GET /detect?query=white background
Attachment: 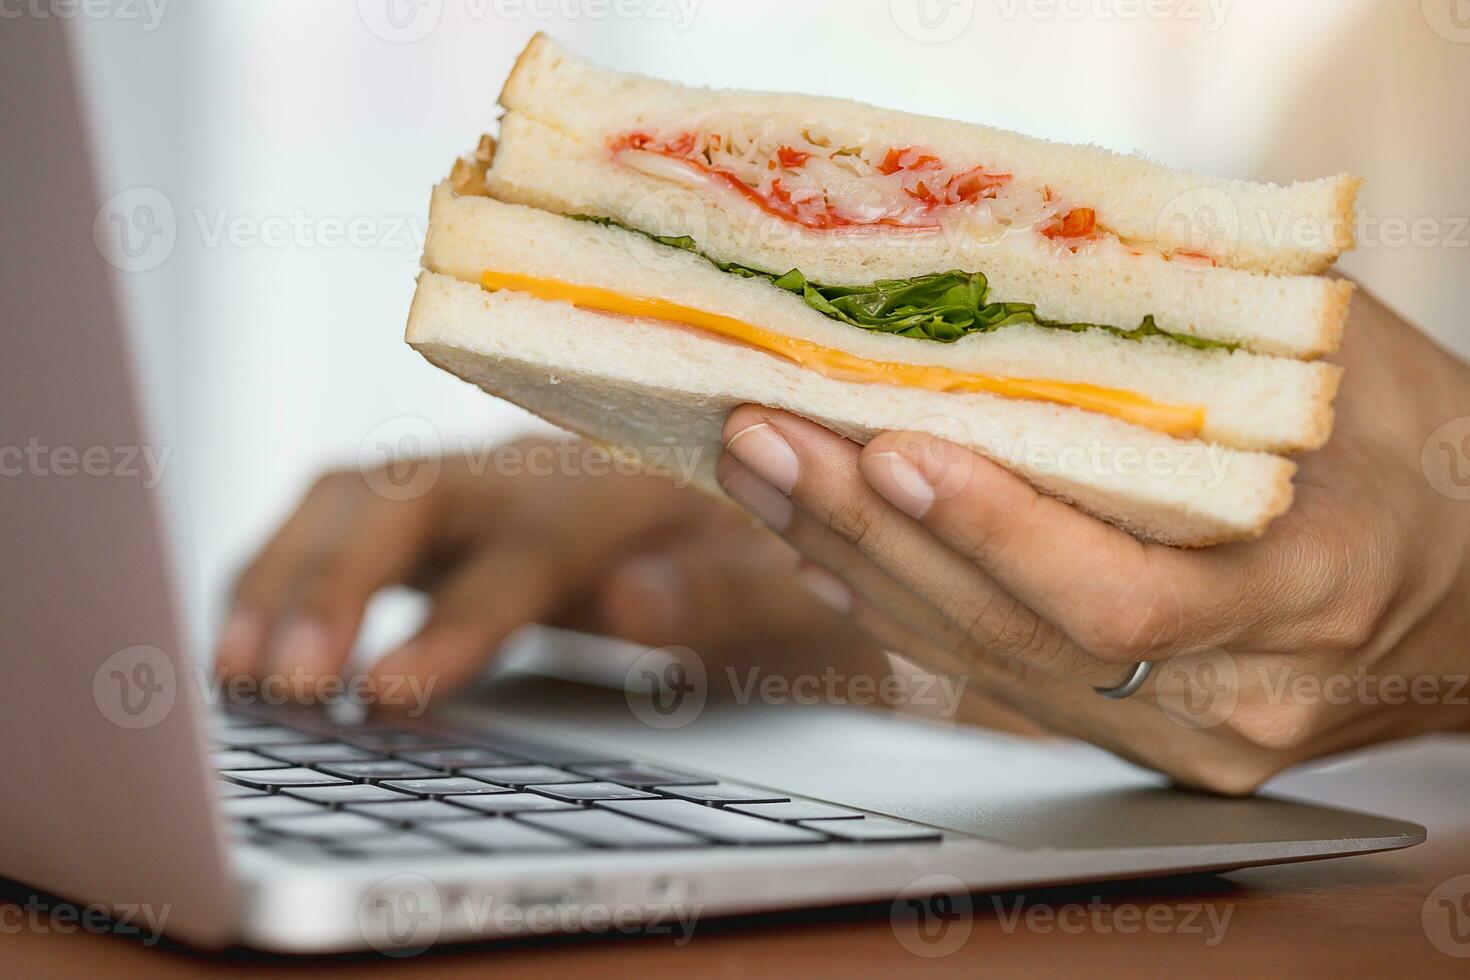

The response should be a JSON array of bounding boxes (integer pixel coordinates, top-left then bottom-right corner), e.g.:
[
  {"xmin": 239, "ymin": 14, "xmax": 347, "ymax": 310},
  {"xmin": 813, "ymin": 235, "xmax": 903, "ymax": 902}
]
[{"xmin": 68, "ymin": 0, "xmax": 1470, "ymax": 648}]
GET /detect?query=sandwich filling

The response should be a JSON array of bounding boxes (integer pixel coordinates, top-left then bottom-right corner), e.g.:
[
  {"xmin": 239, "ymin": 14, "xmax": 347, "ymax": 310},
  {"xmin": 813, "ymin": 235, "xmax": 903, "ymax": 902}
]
[
  {"xmin": 478, "ymin": 269, "xmax": 1206, "ymax": 438},
  {"xmin": 608, "ymin": 127, "xmax": 1219, "ymax": 269}
]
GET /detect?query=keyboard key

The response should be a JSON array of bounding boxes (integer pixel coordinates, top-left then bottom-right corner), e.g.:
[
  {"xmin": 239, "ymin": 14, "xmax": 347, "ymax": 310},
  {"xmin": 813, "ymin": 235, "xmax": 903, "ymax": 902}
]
[
  {"xmin": 525, "ymin": 782, "xmax": 658, "ymax": 802},
  {"xmin": 598, "ymin": 800, "xmax": 830, "ymax": 845},
  {"xmin": 459, "ymin": 765, "xmax": 591, "ymax": 787},
  {"xmin": 283, "ymin": 784, "xmax": 418, "ymax": 806},
  {"xmin": 331, "ymin": 833, "xmax": 461, "ymax": 858},
  {"xmin": 657, "ymin": 783, "xmax": 790, "ymax": 804},
  {"xmin": 215, "ymin": 780, "xmax": 267, "ymax": 799},
  {"xmin": 224, "ymin": 796, "xmax": 326, "ymax": 820},
  {"xmin": 346, "ymin": 800, "xmax": 484, "ymax": 825},
  {"xmin": 211, "ymin": 751, "xmax": 289, "ymax": 772},
  {"xmin": 516, "ymin": 809, "xmax": 705, "ymax": 848},
  {"xmin": 380, "ymin": 777, "xmax": 512, "ymax": 797},
  {"xmin": 397, "ymin": 748, "xmax": 520, "ymax": 770},
  {"xmin": 466, "ymin": 730, "xmax": 622, "ymax": 766},
  {"xmin": 216, "ymin": 726, "xmax": 317, "ymax": 749},
  {"xmin": 262, "ymin": 812, "xmax": 394, "ymax": 840},
  {"xmin": 259, "ymin": 743, "xmax": 381, "ymax": 764},
  {"xmin": 568, "ymin": 764, "xmax": 715, "ymax": 787},
  {"xmin": 341, "ymin": 732, "xmax": 453, "ymax": 751},
  {"xmin": 220, "ymin": 767, "xmax": 350, "ymax": 788},
  {"xmin": 725, "ymin": 801, "xmax": 865, "ymax": 822},
  {"xmin": 803, "ymin": 817, "xmax": 941, "ymax": 843},
  {"xmin": 428, "ymin": 820, "xmax": 580, "ymax": 852},
  {"xmin": 316, "ymin": 760, "xmax": 441, "ymax": 782},
  {"xmin": 446, "ymin": 793, "xmax": 581, "ymax": 815}
]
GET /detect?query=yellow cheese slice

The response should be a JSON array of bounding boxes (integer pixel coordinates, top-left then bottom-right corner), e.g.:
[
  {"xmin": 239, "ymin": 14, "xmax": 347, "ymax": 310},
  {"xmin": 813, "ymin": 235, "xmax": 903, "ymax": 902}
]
[{"xmin": 480, "ymin": 270, "xmax": 1206, "ymax": 438}]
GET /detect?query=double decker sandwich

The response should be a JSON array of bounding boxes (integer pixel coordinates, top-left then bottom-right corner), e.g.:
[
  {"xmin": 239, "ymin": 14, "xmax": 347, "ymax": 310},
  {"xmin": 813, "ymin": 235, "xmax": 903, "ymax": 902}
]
[{"xmin": 408, "ymin": 34, "xmax": 1358, "ymax": 546}]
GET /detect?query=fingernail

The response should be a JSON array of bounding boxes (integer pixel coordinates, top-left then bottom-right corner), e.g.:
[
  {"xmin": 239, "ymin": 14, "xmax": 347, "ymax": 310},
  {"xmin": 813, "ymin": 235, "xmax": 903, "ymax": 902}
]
[
  {"xmin": 859, "ymin": 450, "xmax": 935, "ymax": 520},
  {"xmin": 724, "ymin": 422, "xmax": 799, "ymax": 494},
  {"xmin": 795, "ymin": 563, "xmax": 850, "ymax": 613},
  {"xmin": 719, "ymin": 461, "xmax": 793, "ymax": 531},
  {"xmin": 215, "ymin": 609, "xmax": 264, "ymax": 674},
  {"xmin": 612, "ymin": 556, "xmax": 684, "ymax": 634},
  {"xmin": 272, "ymin": 618, "xmax": 333, "ymax": 676}
]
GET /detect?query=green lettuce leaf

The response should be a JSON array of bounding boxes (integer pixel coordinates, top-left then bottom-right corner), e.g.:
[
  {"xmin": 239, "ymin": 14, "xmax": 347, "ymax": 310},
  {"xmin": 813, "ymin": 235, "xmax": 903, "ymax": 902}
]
[{"xmin": 569, "ymin": 215, "xmax": 1235, "ymax": 351}]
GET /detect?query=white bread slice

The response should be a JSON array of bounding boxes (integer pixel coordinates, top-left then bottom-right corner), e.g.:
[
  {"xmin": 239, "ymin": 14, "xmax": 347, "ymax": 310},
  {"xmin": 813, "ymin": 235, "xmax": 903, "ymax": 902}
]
[
  {"xmin": 407, "ymin": 271, "xmax": 1296, "ymax": 548},
  {"xmin": 498, "ymin": 33, "xmax": 1358, "ymax": 278},
  {"xmin": 423, "ymin": 184, "xmax": 1339, "ymax": 453},
  {"xmin": 488, "ymin": 112, "xmax": 1353, "ymax": 360}
]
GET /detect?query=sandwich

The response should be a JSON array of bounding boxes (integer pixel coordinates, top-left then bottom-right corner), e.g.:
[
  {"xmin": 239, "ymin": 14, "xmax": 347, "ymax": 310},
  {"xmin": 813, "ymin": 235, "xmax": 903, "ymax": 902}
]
[{"xmin": 407, "ymin": 34, "xmax": 1358, "ymax": 546}]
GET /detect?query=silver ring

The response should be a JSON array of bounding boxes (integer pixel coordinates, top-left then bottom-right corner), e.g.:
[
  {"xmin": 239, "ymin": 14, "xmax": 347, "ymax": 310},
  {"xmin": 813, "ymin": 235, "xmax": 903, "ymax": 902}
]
[{"xmin": 1094, "ymin": 661, "xmax": 1154, "ymax": 700}]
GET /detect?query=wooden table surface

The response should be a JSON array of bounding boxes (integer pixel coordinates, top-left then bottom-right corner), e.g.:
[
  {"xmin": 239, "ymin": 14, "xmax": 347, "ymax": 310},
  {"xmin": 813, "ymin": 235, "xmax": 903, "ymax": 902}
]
[{"xmin": 4, "ymin": 735, "xmax": 1468, "ymax": 979}]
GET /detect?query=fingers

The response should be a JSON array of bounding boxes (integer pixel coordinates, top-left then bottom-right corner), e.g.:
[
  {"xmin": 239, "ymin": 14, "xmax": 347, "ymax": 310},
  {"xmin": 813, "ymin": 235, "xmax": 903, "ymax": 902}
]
[
  {"xmin": 367, "ymin": 543, "xmax": 564, "ymax": 702},
  {"xmin": 717, "ymin": 412, "xmax": 1113, "ymax": 679},
  {"xmin": 216, "ymin": 472, "xmax": 436, "ymax": 683},
  {"xmin": 593, "ymin": 523, "xmax": 895, "ymax": 685}
]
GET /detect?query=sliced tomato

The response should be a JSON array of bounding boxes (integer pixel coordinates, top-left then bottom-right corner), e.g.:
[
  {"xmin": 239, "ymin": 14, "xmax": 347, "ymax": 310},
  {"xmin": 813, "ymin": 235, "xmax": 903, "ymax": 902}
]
[
  {"xmin": 1041, "ymin": 207, "xmax": 1098, "ymax": 241},
  {"xmin": 879, "ymin": 146, "xmax": 941, "ymax": 175},
  {"xmin": 776, "ymin": 145, "xmax": 810, "ymax": 169}
]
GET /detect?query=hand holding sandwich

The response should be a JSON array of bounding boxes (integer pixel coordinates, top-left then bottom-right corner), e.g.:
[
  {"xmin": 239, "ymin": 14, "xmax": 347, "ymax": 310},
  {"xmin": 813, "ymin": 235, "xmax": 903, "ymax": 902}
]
[{"xmin": 718, "ymin": 286, "xmax": 1470, "ymax": 794}]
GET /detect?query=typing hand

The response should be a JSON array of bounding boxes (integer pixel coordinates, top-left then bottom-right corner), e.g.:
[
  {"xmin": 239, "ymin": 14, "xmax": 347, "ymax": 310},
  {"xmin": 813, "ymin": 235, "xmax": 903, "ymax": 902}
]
[{"xmin": 214, "ymin": 439, "xmax": 886, "ymax": 707}]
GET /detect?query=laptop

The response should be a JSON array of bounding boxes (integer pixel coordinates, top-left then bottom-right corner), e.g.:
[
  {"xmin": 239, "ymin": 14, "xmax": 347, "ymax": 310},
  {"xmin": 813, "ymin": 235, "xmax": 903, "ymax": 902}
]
[{"xmin": 0, "ymin": 15, "xmax": 1424, "ymax": 954}]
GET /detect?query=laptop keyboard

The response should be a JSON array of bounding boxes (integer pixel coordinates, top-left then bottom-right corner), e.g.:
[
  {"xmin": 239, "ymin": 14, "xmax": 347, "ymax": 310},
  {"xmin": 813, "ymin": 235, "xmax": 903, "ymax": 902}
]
[{"xmin": 210, "ymin": 704, "xmax": 942, "ymax": 860}]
